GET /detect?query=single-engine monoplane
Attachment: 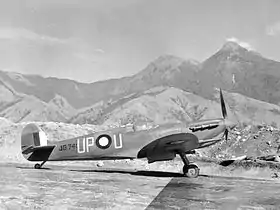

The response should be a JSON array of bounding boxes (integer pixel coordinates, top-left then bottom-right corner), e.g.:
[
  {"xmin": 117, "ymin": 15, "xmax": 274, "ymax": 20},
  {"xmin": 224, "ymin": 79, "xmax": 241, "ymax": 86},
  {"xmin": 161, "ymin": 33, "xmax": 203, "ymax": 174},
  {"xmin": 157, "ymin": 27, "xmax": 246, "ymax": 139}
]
[{"xmin": 21, "ymin": 89, "xmax": 236, "ymax": 178}]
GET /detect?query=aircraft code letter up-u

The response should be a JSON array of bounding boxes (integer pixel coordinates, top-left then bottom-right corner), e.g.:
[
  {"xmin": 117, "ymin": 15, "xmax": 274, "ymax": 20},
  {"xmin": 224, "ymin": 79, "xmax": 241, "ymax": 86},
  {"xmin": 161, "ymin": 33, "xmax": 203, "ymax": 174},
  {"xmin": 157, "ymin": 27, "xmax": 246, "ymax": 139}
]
[{"xmin": 77, "ymin": 134, "xmax": 123, "ymax": 153}]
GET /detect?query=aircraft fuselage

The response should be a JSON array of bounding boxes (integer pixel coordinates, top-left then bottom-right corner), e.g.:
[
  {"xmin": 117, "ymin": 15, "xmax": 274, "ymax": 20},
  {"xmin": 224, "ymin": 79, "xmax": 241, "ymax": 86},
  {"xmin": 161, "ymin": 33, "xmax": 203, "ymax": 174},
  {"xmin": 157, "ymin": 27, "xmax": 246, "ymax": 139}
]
[{"xmin": 40, "ymin": 117, "xmax": 227, "ymax": 162}]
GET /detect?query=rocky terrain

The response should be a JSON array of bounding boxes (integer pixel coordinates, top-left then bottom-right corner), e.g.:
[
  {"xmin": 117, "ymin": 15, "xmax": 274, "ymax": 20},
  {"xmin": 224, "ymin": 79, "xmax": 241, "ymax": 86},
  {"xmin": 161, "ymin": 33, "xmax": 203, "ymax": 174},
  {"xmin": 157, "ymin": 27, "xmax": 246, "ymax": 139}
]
[{"xmin": 200, "ymin": 124, "xmax": 280, "ymax": 159}]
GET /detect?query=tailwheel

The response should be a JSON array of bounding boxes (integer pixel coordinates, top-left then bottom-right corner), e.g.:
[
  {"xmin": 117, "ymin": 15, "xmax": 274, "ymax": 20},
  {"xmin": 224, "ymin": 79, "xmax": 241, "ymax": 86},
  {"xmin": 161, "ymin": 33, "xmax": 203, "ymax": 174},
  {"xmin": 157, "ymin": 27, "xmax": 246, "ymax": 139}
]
[
  {"xmin": 34, "ymin": 161, "xmax": 46, "ymax": 169},
  {"xmin": 34, "ymin": 163, "xmax": 41, "ymax": 169},
  {"xmin": 183, "ymin": 163, "xmax": 200, "ymax": 178}
]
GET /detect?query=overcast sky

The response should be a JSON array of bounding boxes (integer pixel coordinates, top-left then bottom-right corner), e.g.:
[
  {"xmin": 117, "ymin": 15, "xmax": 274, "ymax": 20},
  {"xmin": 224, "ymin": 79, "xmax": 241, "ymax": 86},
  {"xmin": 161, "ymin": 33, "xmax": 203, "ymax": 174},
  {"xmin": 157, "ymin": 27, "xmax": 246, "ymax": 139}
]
[{"xmin": 0, "ymin": 0, "xmax": 280, "ymax": 83}]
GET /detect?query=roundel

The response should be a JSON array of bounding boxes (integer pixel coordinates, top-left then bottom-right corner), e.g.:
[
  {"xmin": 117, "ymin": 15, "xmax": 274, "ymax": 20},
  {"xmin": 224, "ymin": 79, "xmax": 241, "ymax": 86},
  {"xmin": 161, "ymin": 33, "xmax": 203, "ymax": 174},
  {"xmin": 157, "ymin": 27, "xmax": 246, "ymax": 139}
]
[{"xmin": 96, "ymin": 134, "xmax": 112, "ymax": 149}]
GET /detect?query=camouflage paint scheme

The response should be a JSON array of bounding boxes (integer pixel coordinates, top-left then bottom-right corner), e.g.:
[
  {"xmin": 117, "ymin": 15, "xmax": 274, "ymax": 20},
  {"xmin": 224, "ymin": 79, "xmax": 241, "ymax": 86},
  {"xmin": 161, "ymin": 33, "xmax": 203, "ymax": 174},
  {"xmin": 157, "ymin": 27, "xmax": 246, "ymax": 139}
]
[{"xmin": 20, "ymin": 89, "xmax": 236, "ymax": 177}]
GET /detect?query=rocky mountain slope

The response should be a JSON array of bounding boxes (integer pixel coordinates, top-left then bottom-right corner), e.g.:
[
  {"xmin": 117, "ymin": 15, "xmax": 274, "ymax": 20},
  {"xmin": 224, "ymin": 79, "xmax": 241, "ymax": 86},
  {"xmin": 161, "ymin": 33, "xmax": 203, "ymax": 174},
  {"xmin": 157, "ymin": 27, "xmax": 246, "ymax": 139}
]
[
  {"xmin": 2, "ymin": 41, "xmax": 280, "ymax": 105},
  {"xmin": 0, "ymin": 41, "xmax": 280, "ymax": 125},
  {"xmin": 70, "ymin": 86, "xmax": 280, "ymax": 127},
  {"xmin": 0, "ymin": 81, "xmax": 77, "ymax": 123},
  {"xmin": 70, "ymin": 86, "xmax": 216, "ymax": 126},
  {"xmin": 196, "ymin": 41, "xmax": 280, "ymax": 103}
]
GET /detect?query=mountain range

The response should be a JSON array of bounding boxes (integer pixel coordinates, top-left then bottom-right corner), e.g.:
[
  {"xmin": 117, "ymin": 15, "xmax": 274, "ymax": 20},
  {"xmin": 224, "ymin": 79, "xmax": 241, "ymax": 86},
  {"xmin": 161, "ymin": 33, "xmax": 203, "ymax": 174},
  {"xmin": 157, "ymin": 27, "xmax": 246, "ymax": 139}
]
[{"xmin": 1, "ymin": 41, "xmax": 280, "ymax": 127}]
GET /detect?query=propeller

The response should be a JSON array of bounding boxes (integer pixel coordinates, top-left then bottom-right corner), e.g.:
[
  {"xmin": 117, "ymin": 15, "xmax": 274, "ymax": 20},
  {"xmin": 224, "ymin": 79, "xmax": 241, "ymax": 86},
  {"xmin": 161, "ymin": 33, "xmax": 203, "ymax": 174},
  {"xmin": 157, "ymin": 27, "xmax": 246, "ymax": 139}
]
[
  {"xmin": 219, "ymin": 88, "xmax": 229, "ymax": 141},
  {"xmin": 220, "ymin": 88, "xmax": 227, "ymax": 119},
  {"xmin": 224, "ymin": 127, "xmax": 229, "ymax": 141}
]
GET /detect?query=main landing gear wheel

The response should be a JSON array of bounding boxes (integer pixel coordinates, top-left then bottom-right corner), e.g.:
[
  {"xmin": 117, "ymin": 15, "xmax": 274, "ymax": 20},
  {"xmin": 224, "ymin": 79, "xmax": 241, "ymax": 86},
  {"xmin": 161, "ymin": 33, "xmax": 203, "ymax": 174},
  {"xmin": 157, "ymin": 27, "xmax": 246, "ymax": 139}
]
[
  {"xmin": 178, "ymin": 152, "xmax": 200, "ymax": 178},
  {"xmin": 183, "ymin": 164, "xmax": 200, "ymax": 178}
]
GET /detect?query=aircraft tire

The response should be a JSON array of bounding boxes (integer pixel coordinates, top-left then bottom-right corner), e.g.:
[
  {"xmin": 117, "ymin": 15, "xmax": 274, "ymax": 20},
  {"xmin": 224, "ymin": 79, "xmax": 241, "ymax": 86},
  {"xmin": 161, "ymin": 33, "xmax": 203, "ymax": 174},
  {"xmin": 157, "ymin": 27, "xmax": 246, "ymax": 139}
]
[
  {"xmin": 34, "ymin": 163, "xmax": 41, "ymax": 169},
  {"xmin": 183, "ymin": 163, "xmax": 199, "ymax": 178}
]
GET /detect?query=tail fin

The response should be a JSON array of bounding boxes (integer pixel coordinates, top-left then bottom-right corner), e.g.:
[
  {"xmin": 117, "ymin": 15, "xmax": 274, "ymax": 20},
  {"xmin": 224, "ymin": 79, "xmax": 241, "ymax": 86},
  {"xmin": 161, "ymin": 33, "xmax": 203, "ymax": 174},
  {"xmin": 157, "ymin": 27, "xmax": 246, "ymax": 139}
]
[{"xmin": 21, "ymin": 123, "xmax": 55, "ymax": 161}]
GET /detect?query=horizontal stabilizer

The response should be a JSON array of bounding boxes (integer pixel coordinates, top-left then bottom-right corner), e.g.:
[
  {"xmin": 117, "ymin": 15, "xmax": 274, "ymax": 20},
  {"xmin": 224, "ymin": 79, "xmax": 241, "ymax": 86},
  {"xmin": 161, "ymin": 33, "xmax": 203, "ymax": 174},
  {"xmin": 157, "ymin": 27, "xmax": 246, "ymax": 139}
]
[
  {"xmin": 25, "ymin": 145, "xmax": 56, "ymax": 161},
  {"xmin": 22, "ymin": 145, "xmax": 56, "ymax": 155}
]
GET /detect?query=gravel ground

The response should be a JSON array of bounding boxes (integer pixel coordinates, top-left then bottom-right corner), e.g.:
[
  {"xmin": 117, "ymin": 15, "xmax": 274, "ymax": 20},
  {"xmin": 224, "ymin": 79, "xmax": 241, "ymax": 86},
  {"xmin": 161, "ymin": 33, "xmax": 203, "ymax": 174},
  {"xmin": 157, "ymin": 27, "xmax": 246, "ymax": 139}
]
[{"xmin": 0, "ymin": 160, "xmax": 280, "ymax": 210}]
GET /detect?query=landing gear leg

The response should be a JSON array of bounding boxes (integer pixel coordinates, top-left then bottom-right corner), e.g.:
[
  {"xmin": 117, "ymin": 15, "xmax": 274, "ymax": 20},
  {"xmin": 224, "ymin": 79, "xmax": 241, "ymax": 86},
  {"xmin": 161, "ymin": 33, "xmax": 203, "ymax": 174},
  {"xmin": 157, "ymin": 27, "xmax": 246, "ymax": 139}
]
[
  {"xmin": 178, "ymin": 153, "xmax": 200, "ymax": 178},
  {"xmin": 34, "ymin": 161, "xmax": 46, "ymax": 169}
]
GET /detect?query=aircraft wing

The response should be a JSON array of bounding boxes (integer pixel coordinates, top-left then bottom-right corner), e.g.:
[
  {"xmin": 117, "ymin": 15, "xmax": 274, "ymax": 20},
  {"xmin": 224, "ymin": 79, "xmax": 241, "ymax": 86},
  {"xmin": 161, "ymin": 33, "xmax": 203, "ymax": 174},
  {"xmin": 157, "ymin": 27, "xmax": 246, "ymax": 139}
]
[
  {"xmin": 163, "ymin": 133, "xmax": 199, "ymax": 151},
  {"xmin": 137, "ymin": 133, "xmax": 199, "ymax": 163}
]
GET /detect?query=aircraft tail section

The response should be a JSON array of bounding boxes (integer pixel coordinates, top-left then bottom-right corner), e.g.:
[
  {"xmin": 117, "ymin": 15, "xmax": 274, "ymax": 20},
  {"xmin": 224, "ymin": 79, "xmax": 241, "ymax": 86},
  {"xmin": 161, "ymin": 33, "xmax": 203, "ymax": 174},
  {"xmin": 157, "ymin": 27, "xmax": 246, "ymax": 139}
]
[{"xmin": 21, "ymin": 123, "xmax": 55, "ymax": 161}]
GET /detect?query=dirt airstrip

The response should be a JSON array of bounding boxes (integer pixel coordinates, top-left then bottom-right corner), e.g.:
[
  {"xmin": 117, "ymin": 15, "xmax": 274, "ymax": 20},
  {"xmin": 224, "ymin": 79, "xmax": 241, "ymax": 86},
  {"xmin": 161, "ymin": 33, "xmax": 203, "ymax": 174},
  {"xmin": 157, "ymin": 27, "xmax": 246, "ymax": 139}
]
[{"xmin": 1, "ymin": 158, "xmax": 280, "ymax": 210}]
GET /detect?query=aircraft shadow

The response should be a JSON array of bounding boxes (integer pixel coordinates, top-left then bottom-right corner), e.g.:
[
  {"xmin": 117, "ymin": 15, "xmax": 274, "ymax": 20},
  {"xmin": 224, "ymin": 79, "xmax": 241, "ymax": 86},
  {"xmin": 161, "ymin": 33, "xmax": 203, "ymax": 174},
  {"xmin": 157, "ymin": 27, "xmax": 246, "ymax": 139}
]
[
  {"xmin": 219, "ymin": 159, "xmax": 235, "ymax": 167},
  {"xmin": 15, "ymin": 165, "xmax": 184, "ymax": 178},
  {"xmin": 70, "ymin": 169, "xmax": 185, "ymax": 178},
  {"xmin": 14, "ymin": 165, "xmax": 270, "ymax": 181},
  {"xmin": 16, "ymin": 166, "xmax": 51, "ymax": 170},
  {"xmin": 70, "ymin": 169, "xmax": 273, "ymax": 181},
  {"xmin": 79, "ymin": 169, "xmax": 244, "ymax": 179}
]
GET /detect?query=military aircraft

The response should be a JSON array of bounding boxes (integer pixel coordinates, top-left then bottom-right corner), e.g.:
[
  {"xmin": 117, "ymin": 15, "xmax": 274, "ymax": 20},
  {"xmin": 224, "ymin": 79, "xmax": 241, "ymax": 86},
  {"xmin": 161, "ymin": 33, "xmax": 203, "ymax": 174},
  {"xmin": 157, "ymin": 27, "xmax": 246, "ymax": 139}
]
[{"xmin": 21, "ymin": 89, "xmax": 237, "ymax": 178}]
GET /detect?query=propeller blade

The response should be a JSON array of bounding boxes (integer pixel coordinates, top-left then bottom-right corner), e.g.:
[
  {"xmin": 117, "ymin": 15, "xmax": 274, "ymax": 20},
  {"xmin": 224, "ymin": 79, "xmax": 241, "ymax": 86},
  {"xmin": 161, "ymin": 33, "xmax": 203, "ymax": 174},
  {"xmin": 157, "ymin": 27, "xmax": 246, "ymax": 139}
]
[
  {"xmin": 220, "ymin": 88, "xmax": 227, "ymax": 119},
  {"xmin": 224, "ymin": 129, "xmax": 228, "ymax": 141}
]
